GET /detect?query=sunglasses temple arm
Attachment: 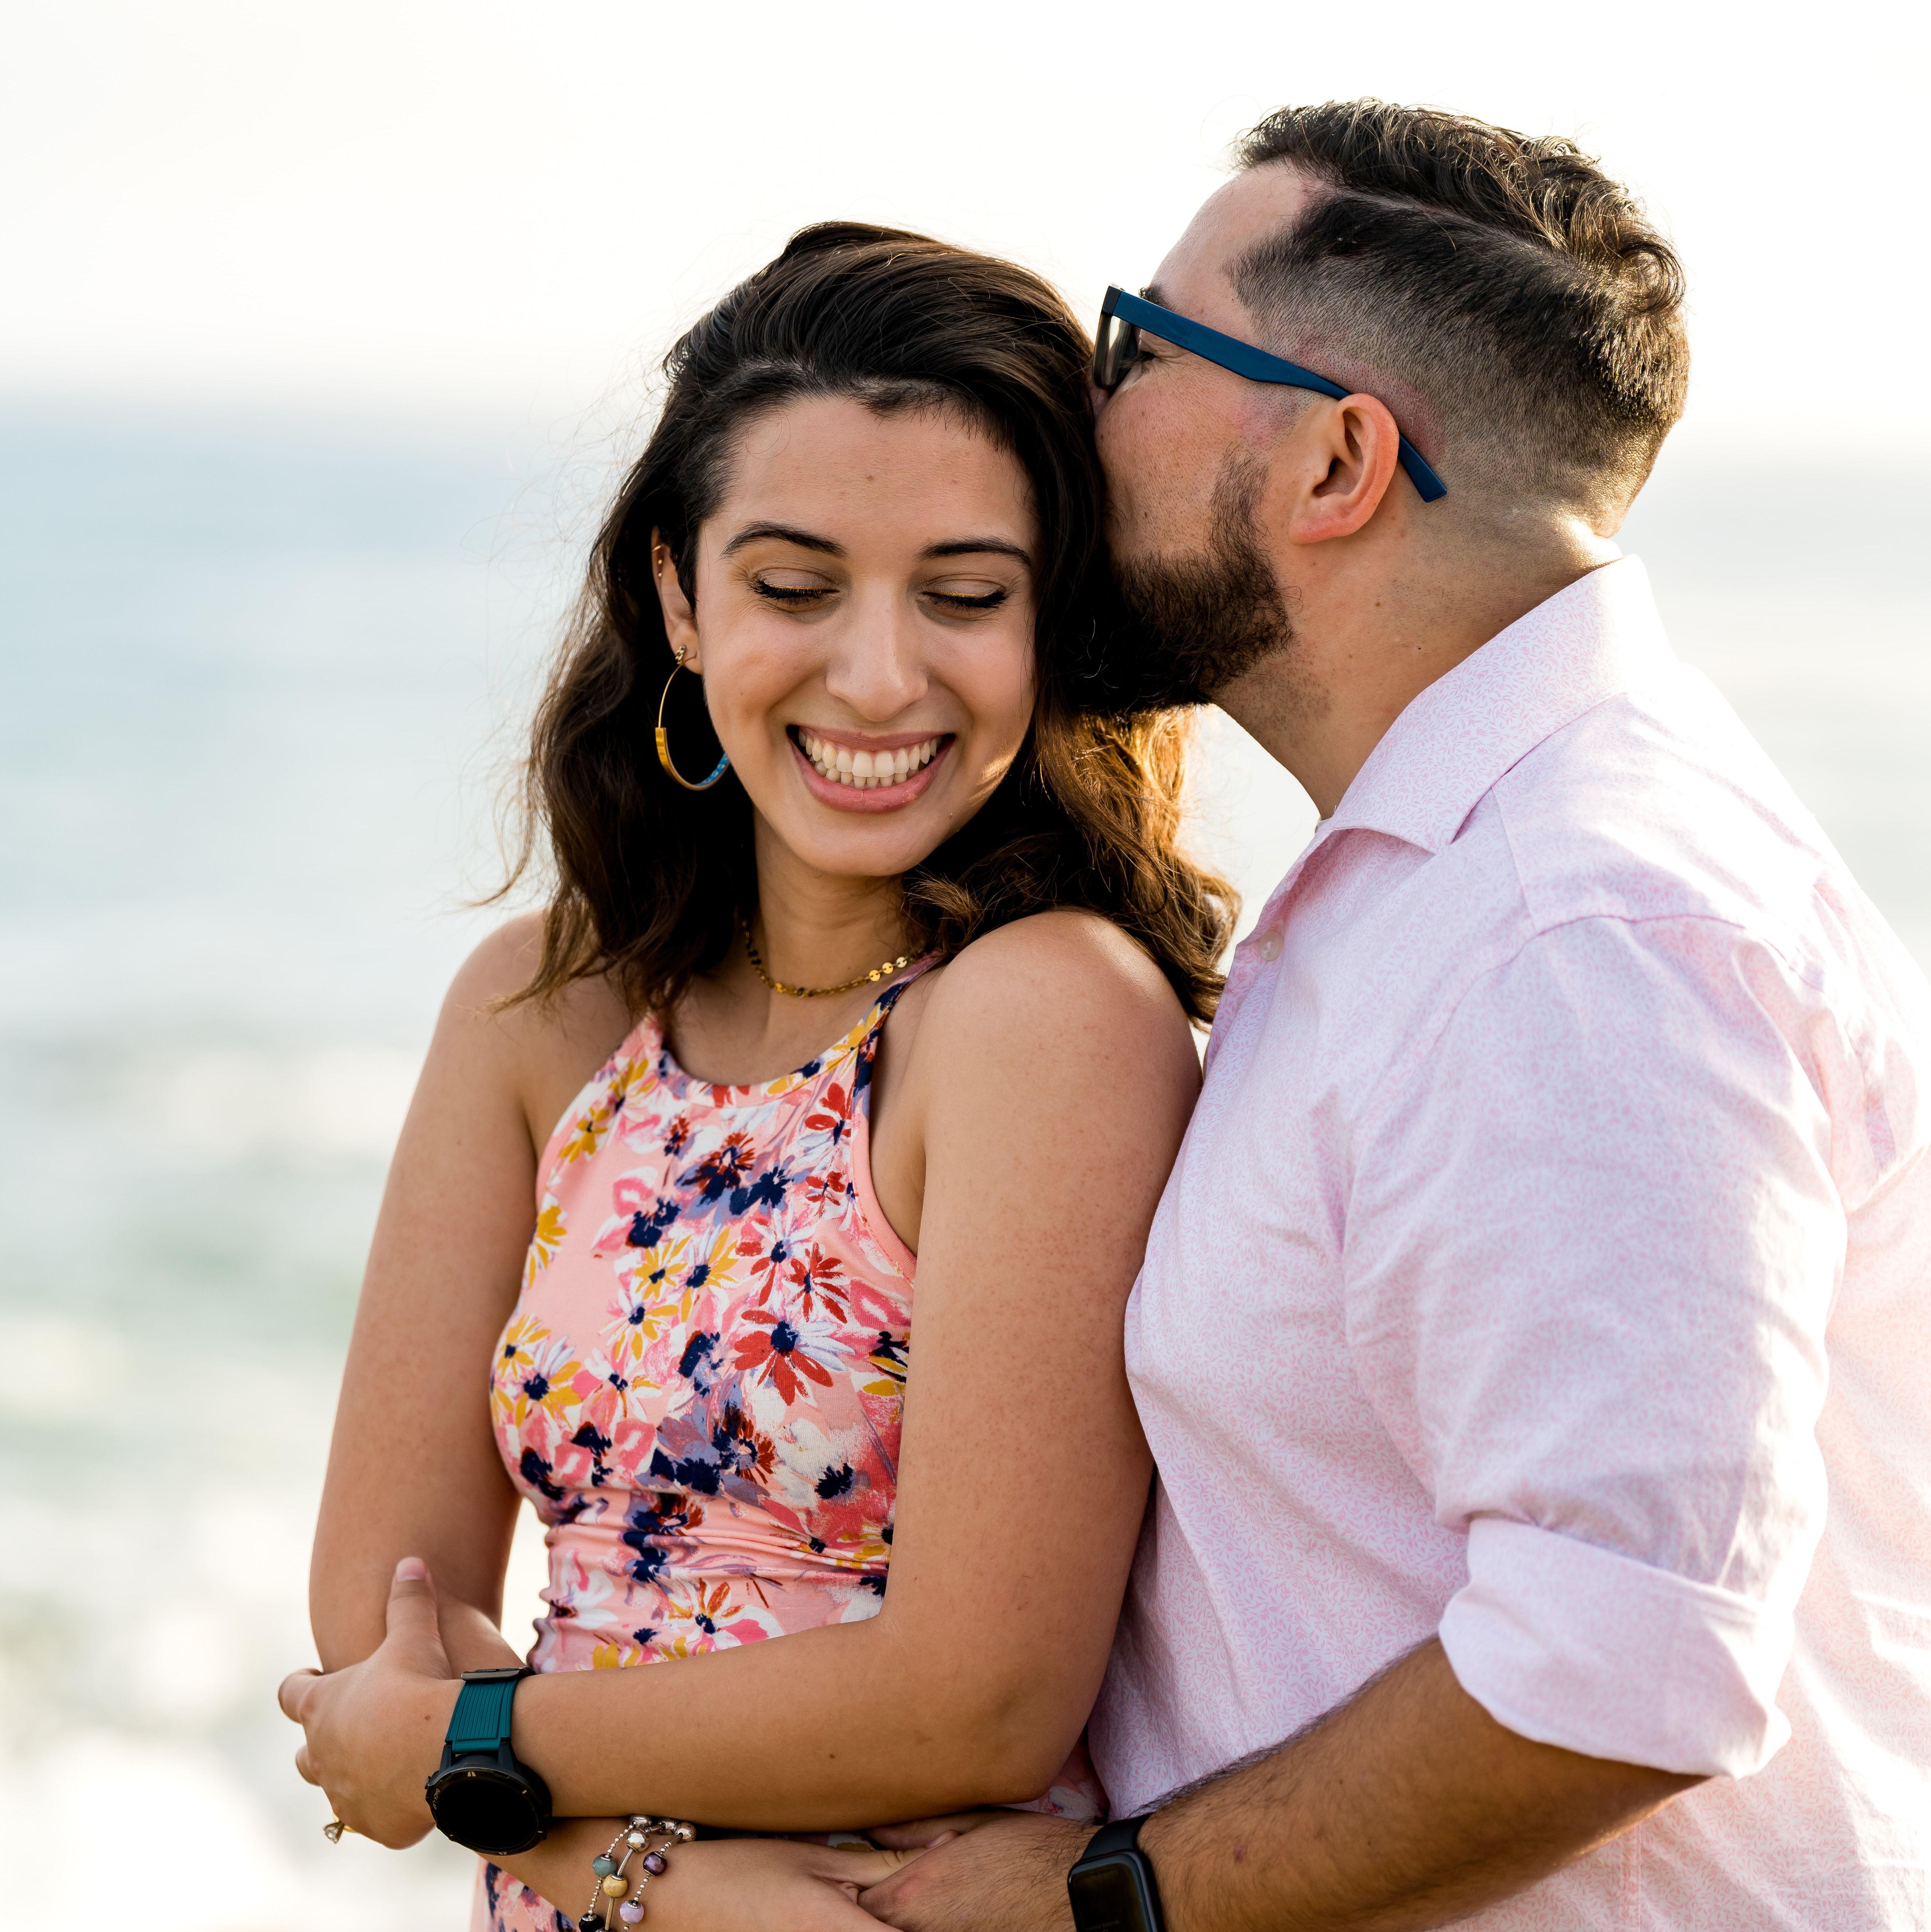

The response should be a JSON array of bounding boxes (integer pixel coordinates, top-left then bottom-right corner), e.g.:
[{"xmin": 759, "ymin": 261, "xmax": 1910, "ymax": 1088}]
[{"xmin": 1395, "ymin": 439, "xmax": 1449, "ymax": 503}]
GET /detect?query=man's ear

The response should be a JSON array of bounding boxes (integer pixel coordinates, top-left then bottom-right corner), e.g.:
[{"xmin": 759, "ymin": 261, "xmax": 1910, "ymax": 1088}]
[
  {"xmin": 652, "ymin": 529, "xmax": 703, "ymax": 671},
  {"xmin": 1284, "ymin": 394, "xmax": 1403, "ymax": 545}
]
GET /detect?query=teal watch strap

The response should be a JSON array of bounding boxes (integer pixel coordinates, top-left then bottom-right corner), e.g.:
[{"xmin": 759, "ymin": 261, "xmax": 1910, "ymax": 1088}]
[{"xmin": 446, "ymin": 1668, "xmax": 529, "ymax": 1755}]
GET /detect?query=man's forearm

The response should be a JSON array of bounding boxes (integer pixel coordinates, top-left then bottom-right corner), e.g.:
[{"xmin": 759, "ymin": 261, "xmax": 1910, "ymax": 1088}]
[{"xmin": 1137, "ymin": 1639, "xmax": 1698, "ymax": 1932}]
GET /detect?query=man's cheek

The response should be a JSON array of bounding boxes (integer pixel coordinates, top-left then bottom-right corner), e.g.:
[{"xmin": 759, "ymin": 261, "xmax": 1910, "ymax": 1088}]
[{"xmin": 1122, "ymin": 482, "xmax": 1199, "ymax": 559}]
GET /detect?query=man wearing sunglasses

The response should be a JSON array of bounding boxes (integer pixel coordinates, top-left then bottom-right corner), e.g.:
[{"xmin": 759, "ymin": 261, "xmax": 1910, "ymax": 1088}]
[{"xmin": 862, "ymin": 99, "xmax": 1930, "ymax": 1932}]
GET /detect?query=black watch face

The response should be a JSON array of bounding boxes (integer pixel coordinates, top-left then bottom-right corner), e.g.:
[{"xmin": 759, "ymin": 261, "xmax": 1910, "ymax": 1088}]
[
  {"xmin": 426, "ymin": 1761, "xmax": 548, "ymax": 1856},
  {"xmin": 1069, "ymin": 1854, "xmax": 1158, "ymax": 1932}
]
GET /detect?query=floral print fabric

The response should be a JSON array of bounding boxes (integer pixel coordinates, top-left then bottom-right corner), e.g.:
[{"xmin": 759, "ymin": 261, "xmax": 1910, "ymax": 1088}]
[{"xmin": 475, "ymin": 975, "xmax": 1101, "ymax": 1931}]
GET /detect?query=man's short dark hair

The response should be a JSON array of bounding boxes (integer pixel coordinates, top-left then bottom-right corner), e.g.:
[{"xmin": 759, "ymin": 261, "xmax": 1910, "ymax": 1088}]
[{"xmin": 1233, "ymin": 100, "xmax": 1689, "ymax": 516}]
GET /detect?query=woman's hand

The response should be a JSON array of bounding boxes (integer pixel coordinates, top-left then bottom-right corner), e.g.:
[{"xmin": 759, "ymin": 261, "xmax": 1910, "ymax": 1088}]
[
  {"xmin": 483, "ymin": 1818, "xmax": 929, "ymax": 1932},
  {"xmin": 596, "ymin": 1836, "xmax": 928, "ymax": 1932},
  {"xmin": 277, "ymin": 1556, "xmax": 461, "ymax": 1847}
]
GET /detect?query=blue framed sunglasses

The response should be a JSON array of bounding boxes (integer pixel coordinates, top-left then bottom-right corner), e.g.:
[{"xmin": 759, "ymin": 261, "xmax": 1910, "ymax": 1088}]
[{"xmin": 1094, "ymin": 286, "xmax": 1448, "ymax": 504}]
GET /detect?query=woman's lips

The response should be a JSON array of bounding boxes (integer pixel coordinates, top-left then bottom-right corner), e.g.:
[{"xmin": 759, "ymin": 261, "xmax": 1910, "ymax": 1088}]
[{"xmin": 789, "ymin": 729, "xmax": 953, "ymax": 814}]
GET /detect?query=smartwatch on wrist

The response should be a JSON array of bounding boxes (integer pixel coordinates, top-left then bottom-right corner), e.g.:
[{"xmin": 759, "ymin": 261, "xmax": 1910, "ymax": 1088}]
[
  {"xmin": 423, "ymin": 1666, "xmax": 553, "ymax": 1855},
  {"xmin": 1067, "ymin": 1812, "xmax": 1166, "ymax": 1932}
]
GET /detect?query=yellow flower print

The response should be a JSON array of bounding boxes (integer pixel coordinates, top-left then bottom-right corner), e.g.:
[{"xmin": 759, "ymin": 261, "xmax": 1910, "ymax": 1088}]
[
  {"xmin": 557, "ymin": 1056, "xmax": 659, "ymax": 1166},
  {"xmin": 555, "ymin": 1098, "xmax": 615, "ymax": 1168},
  {"xmin": 523, "ymin": 1199, "xmax": 568, "ymax": 1289},
  {"xmin": 495, "ymin": 1320, "xmax": 584, "ymax": 1429},
  {"xmin": 614, "ymin": 1054, "xmax": 659, "ymax": 1114},
  {"xmin": 860, "ymin": 1330, "xmax": 909, "ymax": 1397},
  {"xmin": 818, "ymin": 1526, "xmax": 891, "ymax": 1573},
  {"xmin": 494, "ymin": 1313, "xmax": 544, "ymax": 1386},
  {"xmin": 683, "ymin": 1223, "xmax": 742, "ymax": 1305},
  {"xmin": 591, "ymin": 1639, "xmax": 648, "ymax": 1670},
  {"xmin": 609, "ymin": 1233, "xmax": 692, "ymax": 1360}
]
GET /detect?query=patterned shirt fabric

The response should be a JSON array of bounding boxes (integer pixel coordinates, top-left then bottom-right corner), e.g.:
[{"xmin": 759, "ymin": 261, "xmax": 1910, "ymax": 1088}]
[
  {"xmin": 477, "ymin": 971, "xmax": 1102, "ymax": 1932},
  {"xmin": 1091, "ymin": 559, "xmax": 1931, "ymax": 1928}
]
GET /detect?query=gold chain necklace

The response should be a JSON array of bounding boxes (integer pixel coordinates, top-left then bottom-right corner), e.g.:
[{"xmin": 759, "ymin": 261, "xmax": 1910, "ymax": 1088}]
[{"xmin": 739, "ymin": 915, "xmax": 911, "ymax": 999}]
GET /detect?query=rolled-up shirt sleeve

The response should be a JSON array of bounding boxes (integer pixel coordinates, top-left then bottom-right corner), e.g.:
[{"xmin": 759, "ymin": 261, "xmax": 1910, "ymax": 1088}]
[{"xmin": 1345, "ymin": 913, "xmax": 1848, "ymax": 1777}]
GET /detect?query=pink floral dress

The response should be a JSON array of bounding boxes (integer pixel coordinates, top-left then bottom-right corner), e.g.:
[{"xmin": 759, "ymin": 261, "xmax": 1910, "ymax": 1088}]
[{"xmin": 477, "ymin": 972, "xmax": 1102, "ymax": 1931}]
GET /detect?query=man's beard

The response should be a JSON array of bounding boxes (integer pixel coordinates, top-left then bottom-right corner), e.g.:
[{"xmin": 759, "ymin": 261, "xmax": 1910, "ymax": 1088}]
[{"xmin": 1098, "ymin": 455, "xmax": 1296, "ymax": 710}]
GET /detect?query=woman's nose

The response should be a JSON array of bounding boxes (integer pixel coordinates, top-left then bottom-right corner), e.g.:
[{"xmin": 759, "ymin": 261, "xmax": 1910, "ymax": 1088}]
[{"xmin": 821, "ymin": 595, "xmax": 928, "ymax": 720}]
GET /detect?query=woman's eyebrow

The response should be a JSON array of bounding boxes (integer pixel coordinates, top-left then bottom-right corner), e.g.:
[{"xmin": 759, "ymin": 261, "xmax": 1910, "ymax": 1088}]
[
  {"xmin": 924, "ymin": 538, "xmax": 1032, "ymax": 566},
  {"xmin": 720, "ymin": 521, "xmax": 845, "ymax": 557},
  {"xmin": 719, "ymin": 524, "xmax": 1030, "ymax": 569}
]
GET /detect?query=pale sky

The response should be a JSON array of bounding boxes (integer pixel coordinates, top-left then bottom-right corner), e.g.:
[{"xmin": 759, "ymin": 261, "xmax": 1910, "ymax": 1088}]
[{"xmin": 4, "ymin": 0, "xmax": 1924, "ymax": 453}]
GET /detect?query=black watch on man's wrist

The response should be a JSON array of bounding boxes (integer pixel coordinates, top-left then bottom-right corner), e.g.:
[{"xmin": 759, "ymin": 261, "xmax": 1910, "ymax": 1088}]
[
  {"xmin": 423, "ymin": 1667, "xmax": 553, "ymax": 1856},
  {"xmin": 1067, "ymin": 1812, "xmax": 1166, "ymax": 1932}
]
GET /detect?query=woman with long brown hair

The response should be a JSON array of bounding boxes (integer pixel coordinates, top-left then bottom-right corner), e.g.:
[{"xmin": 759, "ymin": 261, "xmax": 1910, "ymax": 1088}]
[{"xmin": 281, "ymin": 222, "xmax": 1233, "ymax": 1931}]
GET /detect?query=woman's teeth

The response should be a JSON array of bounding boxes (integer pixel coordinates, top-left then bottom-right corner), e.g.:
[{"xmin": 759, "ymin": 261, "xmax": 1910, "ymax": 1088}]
[{"xmin": 797, "ymin": 731, "xmax": 942, "ymax": 789}]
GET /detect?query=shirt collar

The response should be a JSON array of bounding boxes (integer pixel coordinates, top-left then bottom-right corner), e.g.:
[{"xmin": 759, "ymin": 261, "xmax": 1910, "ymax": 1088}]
[{"xmin": 1322, "ymin": 555, "xmax": 1676, "ymax": 856}]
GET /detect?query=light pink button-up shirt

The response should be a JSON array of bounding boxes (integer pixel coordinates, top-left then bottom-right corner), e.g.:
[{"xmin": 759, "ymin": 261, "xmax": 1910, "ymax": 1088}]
[{"xmin": 1091, "ymin": 559, "xmax": 1931, "ymax": 1927}]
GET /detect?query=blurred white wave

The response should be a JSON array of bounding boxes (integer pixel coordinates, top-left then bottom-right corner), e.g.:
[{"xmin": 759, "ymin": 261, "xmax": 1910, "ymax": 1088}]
[
  {"xmin": 0, "ymin": 1307, "xmax": 553, "ymax": 1924},
  {"xmin": 0, "ymin": 1735, "xmax": 475, "ymax": 1931},
  {"xmin": 145, "ymin": 1045, "xmax": 423, "ymax": 1166}
]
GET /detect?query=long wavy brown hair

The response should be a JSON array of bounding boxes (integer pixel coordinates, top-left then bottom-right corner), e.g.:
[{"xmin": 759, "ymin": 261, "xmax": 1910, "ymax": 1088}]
[{"xmin": 502, "ymin": 223, "xmax": 1236, "ymax": 1024}]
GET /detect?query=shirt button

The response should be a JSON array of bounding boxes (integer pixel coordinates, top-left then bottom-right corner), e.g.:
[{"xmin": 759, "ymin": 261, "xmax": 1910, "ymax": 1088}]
[{"xmin": 1255, "ymin": 929, "xmax": 1283, "ymax": 963}]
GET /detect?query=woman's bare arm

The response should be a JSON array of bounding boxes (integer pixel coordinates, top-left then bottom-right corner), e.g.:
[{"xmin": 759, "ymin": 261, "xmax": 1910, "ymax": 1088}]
[
  {"xmin": 309, "ymin": 916, "xmax": 628, "ymax": 1671},
  {"xmin": 502, "ymin": 909, "xmax": 1198, "ymax": 1824}
]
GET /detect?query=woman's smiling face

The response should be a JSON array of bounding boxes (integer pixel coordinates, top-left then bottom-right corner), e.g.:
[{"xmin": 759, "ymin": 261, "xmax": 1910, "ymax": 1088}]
[{"xmin": 656, "ymin": 394, "xmax": 1039, "ymax": 883}]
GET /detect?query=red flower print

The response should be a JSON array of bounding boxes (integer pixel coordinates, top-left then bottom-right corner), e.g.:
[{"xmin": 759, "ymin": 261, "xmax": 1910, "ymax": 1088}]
[
  {"xmin": 739, "ymin": 1221, "xmax": 794, "ymax": 1305},
  {"xmin": 785, "ymin": 1246, "xmax": 849, "ymax": 1323},
  {"xmin": 798, "ymin": 1167, "xmax": 850, "ymax": 1213},
  {"xmin": 733, "ymin": 1308, "xmax": 841, "ymax": 1405},
  {"xmin": 683, "ymin": 1131, "xmax": 757, "ymax": 1204},
  {"xmin": 802, "ymin": 1082, "xmax": 854, "ymax": 1151}
]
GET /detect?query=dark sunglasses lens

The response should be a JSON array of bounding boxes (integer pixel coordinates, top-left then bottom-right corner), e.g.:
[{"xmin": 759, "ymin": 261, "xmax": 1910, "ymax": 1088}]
[
  {"xmin": 1095, "ymin": 313, "xmax": 1139, "ymax": 390},
  {"xmin": 1092, "ymin": 314, "xmax": 1117, "ymax": 388}
]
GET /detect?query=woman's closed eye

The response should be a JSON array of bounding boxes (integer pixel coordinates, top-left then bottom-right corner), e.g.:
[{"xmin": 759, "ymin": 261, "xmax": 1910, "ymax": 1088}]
[
  {"xmin": 749, "ymin": 573, "xmax": 1012, "ymax": 615},
  {"xmin": 926, "ymin": 589, "xmax": 1006, "ymax": 613},
  {"xmin": 923, "ymin": 580, "xmax": 1010, "ymax": 615},
  {"xmin": 750, "ymin": 570, "xmax": 836, "ymax": 607}
]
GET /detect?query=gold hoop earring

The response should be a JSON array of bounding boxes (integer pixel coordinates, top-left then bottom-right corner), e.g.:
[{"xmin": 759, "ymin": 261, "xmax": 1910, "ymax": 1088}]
[{"xmin": 654, "ymin": 648, "xmax": 730, "ymax": 791}]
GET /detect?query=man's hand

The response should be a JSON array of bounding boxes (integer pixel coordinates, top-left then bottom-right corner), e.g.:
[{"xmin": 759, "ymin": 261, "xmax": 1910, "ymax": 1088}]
[
  {"xmin": 860, "ymin": 1812, "xmax": 1086, "ymax": 1932},
  {"xmin": 862, "ymin": 1643, "xmax": 1698, "ymax": 1932},
  {"xmin": 277, "ymin": 1556, "xmax": 461, "ymax": 1846}
]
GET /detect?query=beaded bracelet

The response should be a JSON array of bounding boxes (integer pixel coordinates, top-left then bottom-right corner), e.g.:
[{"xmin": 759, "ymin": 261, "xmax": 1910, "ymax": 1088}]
[{"xmin": 579, "ymin": 1815, "xmax": 696, "ymax": 1929}]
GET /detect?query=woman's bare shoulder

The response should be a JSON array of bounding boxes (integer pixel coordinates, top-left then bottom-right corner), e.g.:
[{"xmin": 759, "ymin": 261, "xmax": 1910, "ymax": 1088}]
[
  {"xmin": 915, "ymin": 909, "xmax": 1200, "ymax": 1097},
  {"xmin": 434, "ymin": 912, "xmax": 637, "ymax": 1145}
]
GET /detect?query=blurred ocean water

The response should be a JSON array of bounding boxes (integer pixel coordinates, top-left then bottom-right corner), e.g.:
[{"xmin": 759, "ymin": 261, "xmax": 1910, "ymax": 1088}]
[
  {"xmin": 0, "ymin": 409, "xmax": 565, "ymax": 1925},
  {"xmin": 1, "ymin": 408, "xmax": 1925, "ymax": 1927}
]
